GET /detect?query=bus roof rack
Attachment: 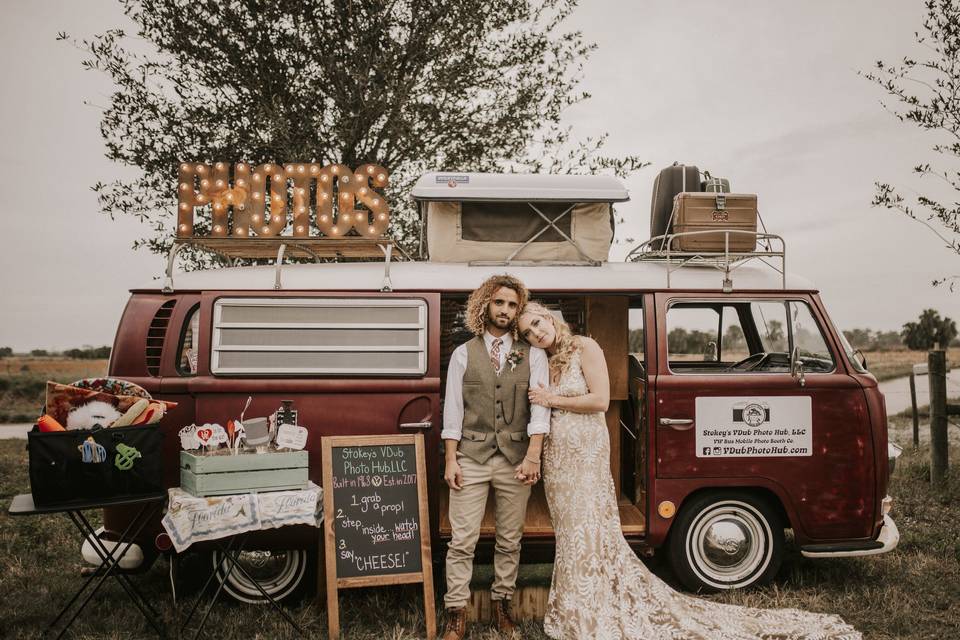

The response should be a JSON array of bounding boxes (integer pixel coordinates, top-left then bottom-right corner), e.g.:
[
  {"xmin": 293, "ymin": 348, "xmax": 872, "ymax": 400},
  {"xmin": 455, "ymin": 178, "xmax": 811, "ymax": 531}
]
[
  {"xmin": 163, "ymin": 236, "xmax": 406, "ymax": 293},
  {"xmin": 625, "ymin": 230, "xmax": 786, "ymax": 291}
]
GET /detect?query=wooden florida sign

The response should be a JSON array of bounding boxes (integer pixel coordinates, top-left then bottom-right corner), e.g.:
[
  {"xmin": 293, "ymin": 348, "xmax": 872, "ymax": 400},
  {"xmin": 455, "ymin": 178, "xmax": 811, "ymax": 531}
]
[{"xmin": 176, "ymin": 162, "xmax": 390, "ymax": 239}]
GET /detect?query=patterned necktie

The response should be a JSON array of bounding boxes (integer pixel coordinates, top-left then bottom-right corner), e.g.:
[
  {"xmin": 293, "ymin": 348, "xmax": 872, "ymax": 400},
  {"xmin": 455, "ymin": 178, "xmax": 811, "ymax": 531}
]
[{"xmin": 490, "ymin": 338, "xmax": 503, "ymax": 375}]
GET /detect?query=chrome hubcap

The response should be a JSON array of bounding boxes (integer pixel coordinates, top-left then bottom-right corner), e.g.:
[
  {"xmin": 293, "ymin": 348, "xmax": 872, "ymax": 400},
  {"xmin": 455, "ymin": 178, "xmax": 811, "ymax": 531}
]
[
  {"xmin": 214, "ymin": 549, "xmax": 306, "ymax": 603},
  {"xmin": 234, "ymin": 550, "xmax": 288, "ymax": 582},
  {"xmin": 703, "ymin": 520, "xmax": 751, "ymax": 567},
  {"xmin": 687, "ymin": 501, "xmax": 771, "ymax": 589}
]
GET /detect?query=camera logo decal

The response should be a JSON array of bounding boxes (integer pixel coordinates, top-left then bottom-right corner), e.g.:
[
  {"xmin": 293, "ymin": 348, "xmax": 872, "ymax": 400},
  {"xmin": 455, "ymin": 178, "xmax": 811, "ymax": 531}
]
[{"xmin": 732, "ymin": 401, "xmax": 770, "ymax": 427}]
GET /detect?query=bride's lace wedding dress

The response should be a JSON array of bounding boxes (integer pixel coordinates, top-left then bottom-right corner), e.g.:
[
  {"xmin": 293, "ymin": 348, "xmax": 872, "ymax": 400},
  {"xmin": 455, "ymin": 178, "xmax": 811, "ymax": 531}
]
[{"xmin": 541, "ymin": 349, "xmax": 861, "ymax": 640}]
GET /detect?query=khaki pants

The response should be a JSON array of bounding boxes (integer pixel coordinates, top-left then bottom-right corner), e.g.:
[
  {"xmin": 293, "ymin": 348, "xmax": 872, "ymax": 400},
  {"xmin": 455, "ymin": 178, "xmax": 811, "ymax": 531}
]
[{"xmin": 444, "ymin": 452, "xmax": 531, "ymax": 609}]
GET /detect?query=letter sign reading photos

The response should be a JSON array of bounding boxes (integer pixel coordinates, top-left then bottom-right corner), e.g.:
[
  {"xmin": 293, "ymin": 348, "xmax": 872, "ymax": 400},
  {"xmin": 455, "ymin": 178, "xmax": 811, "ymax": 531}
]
[
  {"xmin": 321, "ymin": 435, "xmax": 435, "ymax": 640},
  {"xmin": 695, "ymin": 396, "xmax": 813, "ymax": 458},
  {"xmin": 177, "ymin": 162, "xmax": 390, "ymax": 239}
]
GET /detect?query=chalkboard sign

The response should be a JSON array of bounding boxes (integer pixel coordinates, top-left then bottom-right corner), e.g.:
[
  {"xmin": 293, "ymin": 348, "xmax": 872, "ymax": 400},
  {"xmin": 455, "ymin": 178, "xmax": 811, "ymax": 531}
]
[
  {"xmin": 321, "ymin": 434, "xmax": 435, "ymax": 640},
  {"xmin": 329, "ymin": 442, "xmax": 422, "ymax": 577}
]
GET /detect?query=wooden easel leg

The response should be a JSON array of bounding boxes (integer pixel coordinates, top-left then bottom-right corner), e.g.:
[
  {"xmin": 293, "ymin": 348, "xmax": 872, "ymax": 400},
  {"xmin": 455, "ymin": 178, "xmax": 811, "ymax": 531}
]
[
  {"xmin": 423, "ymin": 574, "xmax": 437, "ymax": 640},
  {"xmin": 326, "ymin": 588, "xmax": 339, "ymax": 640}
]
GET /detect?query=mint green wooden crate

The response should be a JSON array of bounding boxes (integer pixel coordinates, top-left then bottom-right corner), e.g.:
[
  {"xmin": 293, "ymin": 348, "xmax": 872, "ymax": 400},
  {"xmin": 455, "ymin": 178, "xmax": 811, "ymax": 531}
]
[{"xmin": 179, "ymin": 451, "xmax": 309, "ymax": 497}]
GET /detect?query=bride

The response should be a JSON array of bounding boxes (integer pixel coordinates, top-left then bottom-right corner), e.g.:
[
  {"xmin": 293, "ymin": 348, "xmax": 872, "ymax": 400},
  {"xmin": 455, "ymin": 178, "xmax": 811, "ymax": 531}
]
[{"xmin": 515, "ymin": 301, "xmax": 861, "ymax": 640}]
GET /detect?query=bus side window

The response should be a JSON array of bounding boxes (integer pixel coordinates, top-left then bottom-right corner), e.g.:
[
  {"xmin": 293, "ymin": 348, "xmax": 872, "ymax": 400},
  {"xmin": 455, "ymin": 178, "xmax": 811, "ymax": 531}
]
[
  {"xmin": 667, "ymin": 305, "xmax": 721, "ymax": 367},
  {"xmin": 177, "ymin": 304, "xmax": 200, "ymax": 376}
]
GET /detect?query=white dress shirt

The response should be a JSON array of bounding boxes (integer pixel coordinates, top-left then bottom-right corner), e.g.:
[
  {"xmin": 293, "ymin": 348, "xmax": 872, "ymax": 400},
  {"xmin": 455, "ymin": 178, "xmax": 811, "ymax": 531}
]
[{"xmin": 441, "ymin": 331, "xmax": 551, "ymax": 441}]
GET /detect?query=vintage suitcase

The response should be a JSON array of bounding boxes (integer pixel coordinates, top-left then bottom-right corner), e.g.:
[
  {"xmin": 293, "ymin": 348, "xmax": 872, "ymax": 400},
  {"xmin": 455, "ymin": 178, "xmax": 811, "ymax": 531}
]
[
  {"xmin": 28, "ymin": 425, "xmax": 164, "ymax": 507},
  {"xmin": 671, "ymin": 192, "xmax": 758, "ymax": 252},
  {"xmin": 179, "ymin": 450, "xmax": 309, "ymax": 496},
  {"xmin": 702, "ymin": 177, "xmax": 730, "ymax": 193},
  {"xmin": 649, "ymin": 163, "xmax": 701, "ymax": 243}
]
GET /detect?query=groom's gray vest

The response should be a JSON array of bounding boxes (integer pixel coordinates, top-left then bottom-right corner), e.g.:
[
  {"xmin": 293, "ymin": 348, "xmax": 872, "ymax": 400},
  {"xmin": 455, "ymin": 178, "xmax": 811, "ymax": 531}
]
[{"xmin": 458, "ymin": 336, "xmax": 531, "ymax": 465}]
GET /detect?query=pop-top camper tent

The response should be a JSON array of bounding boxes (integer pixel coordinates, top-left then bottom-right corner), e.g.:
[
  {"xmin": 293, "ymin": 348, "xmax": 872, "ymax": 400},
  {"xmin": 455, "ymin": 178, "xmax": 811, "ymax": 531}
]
[{"xmin": 411, "ymin": 173, "xmax": 629, "ymax": 263}]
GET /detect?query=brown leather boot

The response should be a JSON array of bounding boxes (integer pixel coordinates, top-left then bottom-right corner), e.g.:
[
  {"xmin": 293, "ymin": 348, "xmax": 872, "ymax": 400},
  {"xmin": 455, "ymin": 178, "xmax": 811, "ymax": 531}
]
[
  {"xmin": 442, "ymin": 607, "xmax": 467, "ymax": 640},
  {"xmin": 492, "ymin": 598, "xmax": 518, "ymax": 634}
]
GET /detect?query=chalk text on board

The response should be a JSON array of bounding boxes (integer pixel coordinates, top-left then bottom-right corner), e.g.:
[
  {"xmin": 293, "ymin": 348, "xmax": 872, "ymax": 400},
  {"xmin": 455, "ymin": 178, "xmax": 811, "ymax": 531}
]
[{"xmin": 340, "ymin": 549, "xmax": 413, "ymax": 572}]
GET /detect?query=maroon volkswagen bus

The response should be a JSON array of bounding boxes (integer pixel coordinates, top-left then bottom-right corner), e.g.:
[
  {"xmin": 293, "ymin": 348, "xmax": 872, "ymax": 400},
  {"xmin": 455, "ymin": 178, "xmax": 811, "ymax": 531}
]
[{"xmin": 102, "ymin": 173, "xmax": 899, "ymax": 600}]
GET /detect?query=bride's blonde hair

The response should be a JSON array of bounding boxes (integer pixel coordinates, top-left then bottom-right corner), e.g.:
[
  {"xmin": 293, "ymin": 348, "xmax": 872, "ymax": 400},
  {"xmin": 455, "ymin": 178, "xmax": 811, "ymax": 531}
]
[{"xmin": 519, "ymin": 301, "xmax": 581, "ymax": 378}]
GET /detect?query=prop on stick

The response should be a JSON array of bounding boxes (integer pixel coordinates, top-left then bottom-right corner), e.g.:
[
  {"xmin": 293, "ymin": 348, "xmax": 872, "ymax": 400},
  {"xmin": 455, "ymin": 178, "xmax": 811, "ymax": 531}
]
[{"xmin": 276, "ymin": 424, "xmax": 308, "ymax": 451}]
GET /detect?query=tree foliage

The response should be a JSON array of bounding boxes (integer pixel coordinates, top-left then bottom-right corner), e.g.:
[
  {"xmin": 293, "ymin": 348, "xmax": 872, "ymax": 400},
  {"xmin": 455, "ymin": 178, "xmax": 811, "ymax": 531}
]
[
  {"xmin": 865, "ymin": 0, "xmax": 960, "ymax": 287},
  {"xmin": 723, "ymin": 324, "xmax": 746, "ymax": 351},
  {"xmin": 64, "ymin": 346, "xmax": 113, "ymax": 360},
  {"xmin": 667, "ymin": 328, "xmax": 715, "ymax": 356},
  {"xmin": 64, "ymin": 0, "xmax": 645, "ymax": 264},
  {"xmin": 843, "ymin": 328, "xmax": 904, "ymax": 351},
  {"xmin": 901, "ymin": 308, "xmax": 958, "ymax": 349}
]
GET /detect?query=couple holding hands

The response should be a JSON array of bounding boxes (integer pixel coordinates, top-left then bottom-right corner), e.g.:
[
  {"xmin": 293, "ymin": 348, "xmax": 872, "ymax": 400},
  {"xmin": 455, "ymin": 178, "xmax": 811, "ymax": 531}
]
[{"xmin": 440, "ymin": 275, "xmax": 860, "ymax": 640}]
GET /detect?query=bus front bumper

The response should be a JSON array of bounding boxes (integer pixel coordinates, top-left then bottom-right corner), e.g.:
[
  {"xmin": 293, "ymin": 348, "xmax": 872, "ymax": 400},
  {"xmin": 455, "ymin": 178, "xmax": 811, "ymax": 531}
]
[{"xmin": 800, "ymin": 514, "xmax": 900, "ymax": 559}]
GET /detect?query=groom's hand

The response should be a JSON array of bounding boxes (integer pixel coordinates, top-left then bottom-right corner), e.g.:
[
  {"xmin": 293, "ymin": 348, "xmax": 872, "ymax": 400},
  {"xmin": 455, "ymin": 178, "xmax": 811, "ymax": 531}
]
[{"xmin": 444, "ymin": 459, "xmax": 464, "ymax": 491}]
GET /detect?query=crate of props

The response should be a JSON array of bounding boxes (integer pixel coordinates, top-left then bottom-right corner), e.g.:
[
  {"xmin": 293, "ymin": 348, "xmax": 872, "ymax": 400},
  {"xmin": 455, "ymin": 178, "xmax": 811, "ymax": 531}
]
[{"xmin": 178, "ymin": 399, "xmax": 310, "ymax": 497}]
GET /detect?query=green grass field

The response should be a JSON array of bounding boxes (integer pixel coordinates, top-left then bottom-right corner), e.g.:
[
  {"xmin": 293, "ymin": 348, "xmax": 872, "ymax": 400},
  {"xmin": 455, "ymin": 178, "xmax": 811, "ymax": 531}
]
[
  {"xmin": 1, "ymin": 418, "xmax": 958, "ymax": 639},
  {"xmin": 859, "ymin": 347, "xmax": 960, "ymax": 382},
  {"xmin": 0, "ymin": 357, "xmax": 109, "ymax": 422}
]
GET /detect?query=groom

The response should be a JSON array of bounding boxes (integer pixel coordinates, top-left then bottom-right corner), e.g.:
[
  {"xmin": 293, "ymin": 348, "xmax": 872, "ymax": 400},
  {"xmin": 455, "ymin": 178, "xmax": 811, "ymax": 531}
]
[{"xmin": 441, "ymin": 274, "xmax": 550, "ymax": 640}]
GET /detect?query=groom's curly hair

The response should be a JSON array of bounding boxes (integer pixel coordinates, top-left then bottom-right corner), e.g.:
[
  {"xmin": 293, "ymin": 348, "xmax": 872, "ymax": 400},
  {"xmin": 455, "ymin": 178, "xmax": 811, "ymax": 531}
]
[{"xmin": 465, "ymin": 274, "xmax": 529, "ymax": 337}]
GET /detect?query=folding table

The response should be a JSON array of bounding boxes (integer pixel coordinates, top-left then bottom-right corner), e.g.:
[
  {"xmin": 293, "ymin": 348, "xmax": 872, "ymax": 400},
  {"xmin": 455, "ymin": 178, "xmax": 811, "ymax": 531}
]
[
  {"xmin": 8, "ymin": 492, "xmax": 166, "ymax": 639},
  {"xmin": 176, "ymin": 532, "xmax": 307, "ymax": 640},
  {"xmin": 162, "ymin": 485, "xmax": 322, "ymax": 639}
]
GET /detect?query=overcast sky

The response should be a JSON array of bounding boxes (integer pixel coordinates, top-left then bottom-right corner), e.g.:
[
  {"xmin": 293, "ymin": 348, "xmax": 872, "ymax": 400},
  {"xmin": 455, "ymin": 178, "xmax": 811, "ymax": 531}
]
[{"xmin": 1, "ymin": 0, "xmax": 957, "ymax": 351}]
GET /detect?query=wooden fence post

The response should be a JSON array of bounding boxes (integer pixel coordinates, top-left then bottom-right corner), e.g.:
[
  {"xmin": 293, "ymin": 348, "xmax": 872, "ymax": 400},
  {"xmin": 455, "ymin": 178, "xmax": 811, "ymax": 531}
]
[
  {"xmin": 909, "ymin": 371, "xmax": 919, "ymax": 447},
  {"xmin": 927, "ymin": 350, "xmax": 948, "ymax": 483}
]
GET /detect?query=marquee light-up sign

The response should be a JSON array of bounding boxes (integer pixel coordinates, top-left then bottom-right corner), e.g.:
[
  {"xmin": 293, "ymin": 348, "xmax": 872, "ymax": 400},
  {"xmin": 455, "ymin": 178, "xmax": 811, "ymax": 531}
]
[{"xmin": 177, "ymin": 162, "xmax": 390, "ymax": 239}]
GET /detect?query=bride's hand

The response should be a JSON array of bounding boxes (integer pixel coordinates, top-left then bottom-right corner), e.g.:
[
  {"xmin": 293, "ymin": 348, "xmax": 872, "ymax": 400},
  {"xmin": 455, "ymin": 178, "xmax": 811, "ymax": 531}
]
[
  {"xmin": 516, "ymin": 457, "xmax": 541, "ymax": 485},
  {"xmin": 528, "ymin": 383, "xmax": 554, "ymax": 408}
]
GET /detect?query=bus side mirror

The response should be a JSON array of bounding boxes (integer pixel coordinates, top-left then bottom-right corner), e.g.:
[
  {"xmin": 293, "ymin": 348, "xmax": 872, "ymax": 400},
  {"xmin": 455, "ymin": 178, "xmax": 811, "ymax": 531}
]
[
  {"xmin": 854, "ymin": 348, "xmax": 868, "ymax": 370},
  {"xmin": 703, "ymin": 341, "xmax": 718, "ymax": 362},
  {"xmin": 790, "ymin": 345, "xmax": 806, "ymax": 387}
]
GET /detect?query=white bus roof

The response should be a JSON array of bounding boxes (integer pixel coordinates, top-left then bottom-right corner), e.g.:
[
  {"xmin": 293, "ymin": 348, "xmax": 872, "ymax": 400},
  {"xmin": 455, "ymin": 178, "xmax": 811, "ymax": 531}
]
[
  {"xmin": 410, "ymin": 172, "xmax": 630, "ymax": 202},
  {"xmin": 153, "ymin": 261, "xmax": 815, "ymax": 293}
]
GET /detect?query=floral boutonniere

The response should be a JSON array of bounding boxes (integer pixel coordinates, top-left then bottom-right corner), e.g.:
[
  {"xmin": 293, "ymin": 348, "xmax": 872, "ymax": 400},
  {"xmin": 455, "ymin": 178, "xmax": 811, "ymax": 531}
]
[{"xmin": 505, "ymin": 349, "xmax": 525, "ymax": 372}]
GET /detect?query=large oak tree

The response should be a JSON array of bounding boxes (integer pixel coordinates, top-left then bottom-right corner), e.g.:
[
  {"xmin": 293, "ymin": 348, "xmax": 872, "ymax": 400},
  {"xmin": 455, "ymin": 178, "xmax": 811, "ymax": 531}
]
[{"xmin": 65, "ymin": 0, "xmax": 644, "ymax": 264}]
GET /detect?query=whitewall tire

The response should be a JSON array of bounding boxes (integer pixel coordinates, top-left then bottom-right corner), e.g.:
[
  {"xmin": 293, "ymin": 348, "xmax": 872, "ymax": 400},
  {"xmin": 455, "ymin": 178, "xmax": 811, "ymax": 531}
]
[
  {"xmin": 212, "ymin": 549, "xmax": 310, "ymax": 604},
  {"xmin": 668, "ymin": 492, "xmax": 784, "ymax": 592}
]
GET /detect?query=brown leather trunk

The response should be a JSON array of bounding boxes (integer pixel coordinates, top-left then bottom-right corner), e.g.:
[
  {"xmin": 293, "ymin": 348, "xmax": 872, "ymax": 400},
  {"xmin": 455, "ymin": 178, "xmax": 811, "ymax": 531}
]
[{"xmin": 670, "ymin": 193, "xmax": 758, "ymax": 252}]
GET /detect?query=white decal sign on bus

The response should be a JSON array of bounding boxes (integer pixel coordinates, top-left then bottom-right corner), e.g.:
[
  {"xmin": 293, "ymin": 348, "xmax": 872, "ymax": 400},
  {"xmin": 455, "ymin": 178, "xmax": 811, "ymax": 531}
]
[{"xmin": 694, "ymin": 396, "xmax": 812, "ymax": 458}]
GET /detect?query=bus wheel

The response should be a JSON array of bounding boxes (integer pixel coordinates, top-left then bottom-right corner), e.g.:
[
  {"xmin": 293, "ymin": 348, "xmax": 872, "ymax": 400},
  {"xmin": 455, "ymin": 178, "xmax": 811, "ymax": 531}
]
[
  {"xmin": 668, "ymin": 492, "xmax": 783, "ymax": 592},
  {"xmin": 212, "ymin": 549, "xmax": 310, "ymax": 604}
]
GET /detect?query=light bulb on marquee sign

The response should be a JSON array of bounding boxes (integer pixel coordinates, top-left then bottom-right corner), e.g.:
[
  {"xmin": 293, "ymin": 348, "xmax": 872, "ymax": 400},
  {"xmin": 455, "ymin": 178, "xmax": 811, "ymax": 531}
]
[{"xmin": 176, "ymin": 162, "xmax": 390, "ymax": 239}]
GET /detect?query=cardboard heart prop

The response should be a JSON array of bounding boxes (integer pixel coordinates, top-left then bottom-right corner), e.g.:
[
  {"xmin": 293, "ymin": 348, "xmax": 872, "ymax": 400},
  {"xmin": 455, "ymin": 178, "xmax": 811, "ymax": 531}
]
[{"xmin": 196, "ymin": 427, "xmax": 214, "ymax": 445}]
